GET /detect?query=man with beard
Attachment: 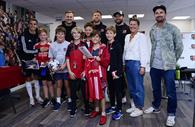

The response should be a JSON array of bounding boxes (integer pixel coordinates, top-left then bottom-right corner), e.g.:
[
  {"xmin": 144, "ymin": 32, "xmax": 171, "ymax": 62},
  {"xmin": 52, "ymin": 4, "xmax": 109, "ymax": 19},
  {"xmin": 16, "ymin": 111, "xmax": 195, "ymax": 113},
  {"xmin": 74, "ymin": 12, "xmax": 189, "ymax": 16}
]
[
  {"xmin": 17, "ymin": 18, "xmax": 43, "ymax": 106},
  {"xmin": 144, "ymin": 5, "xmax": 183, "ymax": 127},
  {"xmin": 91, "ymin": 10, "xmax": 107, "ymax": 44},
  {"xmin": 57, "ymin": 10, "xmax": 76, "ymax": 42},
  {"xmin": 113, "ymin": 11, "xmax": 130, "ymax": 52},
  {"xmin": 113, "ymin": 11, "xmax": 130, "ymax": 105}
]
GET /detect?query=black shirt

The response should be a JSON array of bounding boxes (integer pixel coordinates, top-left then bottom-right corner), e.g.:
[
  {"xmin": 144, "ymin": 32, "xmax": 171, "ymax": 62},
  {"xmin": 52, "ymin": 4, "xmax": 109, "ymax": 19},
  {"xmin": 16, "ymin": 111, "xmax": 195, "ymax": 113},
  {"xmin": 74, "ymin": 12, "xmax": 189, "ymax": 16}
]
[
  {"xmin": 115, "ymin": 23, "xmax": 130, "ymax": 53},
  {"xmin": 92, "ymin": 21, "xmax": 107, "ymax": 45},
  {"xmin": 108, "ymin": 40, "xmax": 123, "ymax": 76},
  {"xmin": 57, "ymin": 21, "xmax": 76, "ymax": 42},
  {"xmin": 17, "ymin": 29, "xmax": 38, "ymax": 60}
]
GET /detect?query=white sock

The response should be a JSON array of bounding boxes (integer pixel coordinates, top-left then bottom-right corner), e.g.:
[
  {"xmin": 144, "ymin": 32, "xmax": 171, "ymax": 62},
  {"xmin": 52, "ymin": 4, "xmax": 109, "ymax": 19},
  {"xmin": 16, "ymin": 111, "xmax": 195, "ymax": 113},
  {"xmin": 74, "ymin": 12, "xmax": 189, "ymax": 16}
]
[
  {"xmin": 33, "ymin": 80, "xmax": 40, "ymax": 99},
  {"xmin": 68, "ymin": 98, "xmax": 71, "ymax": 103},
  {"xmin": 95, "ymin": 107, "xmax": 99, "ymax": 112},
  {"xmin": 130, "ymin": 99, "xmax": 135, "ymax": 108},
  {"xmin": 25, "ymin": 82, "xmax": 33, "ymax": 98},
  {"xmin": 57, "ymin": 97, "xmax": 61, "ymax": 104},
  {"xmin": 101, "ymin": 112, "xmax": 106, "ymax": 116}
]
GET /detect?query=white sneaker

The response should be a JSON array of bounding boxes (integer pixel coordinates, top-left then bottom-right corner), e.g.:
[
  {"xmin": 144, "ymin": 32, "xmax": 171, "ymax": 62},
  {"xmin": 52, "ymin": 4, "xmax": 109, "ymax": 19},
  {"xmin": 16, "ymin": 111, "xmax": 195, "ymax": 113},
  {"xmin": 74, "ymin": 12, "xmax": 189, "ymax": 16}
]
[
  {"xmin": 122, "ymin": 96, "xmax": 127, "ymax": 104},
  {"xmin": 30, "ymin": 98, "xmax": 35, "ymax": 106},
  {"xmin": 36, "ymin": 97, "xmax": 43, "ymax": 104},
  {"xmin": 144, "ymin": 106, "xmax": 160, "ymax": 114},
  {"xmin": 126, "ymin": 107, "xmax": 135, "ymax": 113},
  {"xmin": 130, "ymin": 108, "xmax": 143, "ymax": 117},
  {"xmin": 166, "ymin": 116, "xmax": 176, "ymax": 126}
]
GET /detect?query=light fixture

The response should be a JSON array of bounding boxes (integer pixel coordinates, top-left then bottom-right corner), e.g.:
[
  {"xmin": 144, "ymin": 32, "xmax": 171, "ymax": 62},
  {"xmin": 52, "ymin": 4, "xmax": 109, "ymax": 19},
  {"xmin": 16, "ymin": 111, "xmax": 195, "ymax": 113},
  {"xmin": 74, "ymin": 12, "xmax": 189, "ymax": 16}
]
[
  {"xmin": 102, "ymin": 15, "xmax": 112, "ymax": 19},
  {"xmin": 128, "ymin": 14, "xmax": 144, "ymax": 18},
  {"xmin": 172, "ymin": 16, "xmax": 190, "ymax": 20},
  {"xmin": 74, "ymin": 16, "xmax": 84, "ymax": 20}
]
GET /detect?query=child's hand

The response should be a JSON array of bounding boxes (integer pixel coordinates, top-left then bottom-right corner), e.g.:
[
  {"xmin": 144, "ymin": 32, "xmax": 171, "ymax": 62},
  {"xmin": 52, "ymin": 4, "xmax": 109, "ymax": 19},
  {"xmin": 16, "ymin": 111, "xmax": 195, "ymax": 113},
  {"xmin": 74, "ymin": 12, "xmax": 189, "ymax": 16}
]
[
  {"xmin": 83, "ymin": 55, "xmax": 86, "ymax": 60},
  {"xmin": 95, "ymin": 56, "xmax": 101, "ymax": 61},
  {"xmin": 69, "ymin": 71, "xmax": 76, "ymax": 80},
  {"xmin": 112, "ymin": 71, "xmax": 119, "ymax": 79},
  {"xmin": 81, "ymin": 71, "xmax": 85, "ymax": 78},
  {"xmin": 59, "ymin": 64, "xmax": 66, "ymax": 71}
]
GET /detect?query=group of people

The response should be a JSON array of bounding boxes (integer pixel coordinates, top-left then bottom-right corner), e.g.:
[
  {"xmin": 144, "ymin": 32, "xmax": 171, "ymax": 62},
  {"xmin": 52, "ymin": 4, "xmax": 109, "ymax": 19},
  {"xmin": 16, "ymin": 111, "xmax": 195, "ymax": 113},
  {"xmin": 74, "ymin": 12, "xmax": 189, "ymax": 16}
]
[{"xmin": 17, "ymin": 5, "xmax": 183, "ymax": 127}]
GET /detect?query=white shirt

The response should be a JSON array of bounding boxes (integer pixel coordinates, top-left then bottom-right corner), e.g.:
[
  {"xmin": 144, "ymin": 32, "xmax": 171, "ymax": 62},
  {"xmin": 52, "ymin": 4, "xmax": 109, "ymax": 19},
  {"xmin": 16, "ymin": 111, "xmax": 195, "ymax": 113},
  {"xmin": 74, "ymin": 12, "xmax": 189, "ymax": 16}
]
[{"xmin": 123, "ymin": 32, "xmax": 149, "ymax": 67}]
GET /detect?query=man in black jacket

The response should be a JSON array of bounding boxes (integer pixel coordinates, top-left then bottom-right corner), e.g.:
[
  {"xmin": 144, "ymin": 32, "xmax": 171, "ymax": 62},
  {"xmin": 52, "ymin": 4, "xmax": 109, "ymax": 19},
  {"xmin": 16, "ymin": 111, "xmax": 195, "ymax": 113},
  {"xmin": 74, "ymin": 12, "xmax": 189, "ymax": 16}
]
[
  {"xmin": 57, "ymin": 10, "xmax": 76, "ymax": 42},
  {"xmin": 91, "ymin": 10, "xmax": 107, "ymax": 45},
  {"xmin": 17, "ymin": 18, "xmax": 43, "ymax": 106},
  {"xmin": 113, "ymin": 11, "xmax": 130, "ymax": 104}
]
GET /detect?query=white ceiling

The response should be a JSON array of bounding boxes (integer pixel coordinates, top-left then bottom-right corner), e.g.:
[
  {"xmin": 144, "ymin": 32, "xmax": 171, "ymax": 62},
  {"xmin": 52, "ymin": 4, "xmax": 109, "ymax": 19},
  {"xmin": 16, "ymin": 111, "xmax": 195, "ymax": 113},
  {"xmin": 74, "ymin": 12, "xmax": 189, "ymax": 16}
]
[{"xmin": 5, "ymin": 0, "xmax": 195, "ymax": 21}]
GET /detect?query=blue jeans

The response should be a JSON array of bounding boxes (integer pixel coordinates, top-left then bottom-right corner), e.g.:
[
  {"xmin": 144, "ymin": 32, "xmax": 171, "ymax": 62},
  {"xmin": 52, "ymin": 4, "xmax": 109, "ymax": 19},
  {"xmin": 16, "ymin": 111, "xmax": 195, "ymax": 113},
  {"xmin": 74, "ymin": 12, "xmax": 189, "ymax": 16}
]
[
  {"xmin": 150, "ymin": 68, "xmax": 177, "ymax": 115},
  {"xmin": 125, "ymin": 60, "xmax": 144, "ymax": 108}
]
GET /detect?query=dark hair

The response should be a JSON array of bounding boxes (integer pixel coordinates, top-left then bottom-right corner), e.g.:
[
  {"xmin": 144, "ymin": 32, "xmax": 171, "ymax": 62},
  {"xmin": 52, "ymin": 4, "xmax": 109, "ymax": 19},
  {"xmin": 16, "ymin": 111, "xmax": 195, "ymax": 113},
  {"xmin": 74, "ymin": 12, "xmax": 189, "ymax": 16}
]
[
  {"xmin": 129, "ymin": 15, "xmax": 140, "ymax": 26},
  {"xmin": 92, "ymin": 9, "xmax": 102, "ymax": 16},
  {"xmin": 84, "ymin": 22, "xmax": 95, "ymax": 29},
  {"xmin": 91, "ymin": 30, "xmax": 101, "ymax": 37},
  {"xmin": 55, "ymin": 26, "xmax": 66, "ymax": 34},
  {"xmin": 28, "ymin": 18, "xmax": 38, "ymax": 24},
  {"xmin": 64, "ymin": 10, "xmax": 75, "ymax": 15},
  {"xmin": 153, "ymin": 5, "xmax": 167, "ymax": 14}
]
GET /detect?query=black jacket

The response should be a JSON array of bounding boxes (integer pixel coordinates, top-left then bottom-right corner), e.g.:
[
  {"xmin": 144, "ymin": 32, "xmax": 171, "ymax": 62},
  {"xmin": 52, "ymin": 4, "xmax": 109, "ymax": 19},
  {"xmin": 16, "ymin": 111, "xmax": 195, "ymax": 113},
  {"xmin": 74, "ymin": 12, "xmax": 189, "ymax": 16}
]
[
  {"xmin": 57, "ymin": 21, "xmax": 76, "ymax": 42},
  {"xmin": 17, "ymin": 28, "xmax": 38, "ymax": 61},
  {"xmin": 92, "ymin": 21, "xmax": 107, "ymax": 45},
  {"xmin": 108, "ymin": 40, "xmax": 123, "ymax": 76},
  {"xmin": 115, "ymin": 23, "xmax": 130, "ymax": 52}
]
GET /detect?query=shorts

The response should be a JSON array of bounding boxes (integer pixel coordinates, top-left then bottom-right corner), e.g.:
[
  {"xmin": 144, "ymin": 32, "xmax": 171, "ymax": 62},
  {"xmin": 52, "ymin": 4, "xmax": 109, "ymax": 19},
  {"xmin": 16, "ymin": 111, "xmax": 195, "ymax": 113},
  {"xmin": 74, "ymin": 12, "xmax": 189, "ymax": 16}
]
[
  {"xmin": 39, "ymin": 67, "xmax": 53, "ymax": 81},
  {"xmin": 21, "ymin": 60, "xmax": 39, "ymax": 77},
  {"xmin": 54, "ymin": 72, "xmax": 68, "ymax": 80}
]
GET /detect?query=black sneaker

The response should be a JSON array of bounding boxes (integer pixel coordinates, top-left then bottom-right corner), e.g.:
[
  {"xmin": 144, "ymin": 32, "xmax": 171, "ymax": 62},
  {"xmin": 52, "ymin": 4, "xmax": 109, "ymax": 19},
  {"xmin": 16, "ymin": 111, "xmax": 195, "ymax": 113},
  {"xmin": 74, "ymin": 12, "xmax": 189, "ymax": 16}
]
[
  {"xmin": 41, "ymin": 98, "xmax": 50, "ymax": 108},
  {"xmin": 84, "ymin": 109, "xmax": 90, "ymax": 117},
  {"xmin": 53, "ymin": 102, "xmax": 61, "ymax": 111},
  {"xmin": 70, "ymin": 110, "xmax": 76, "ymax": 118},
  {"xmin": 51, "ymin": 98, "xmax": 56, "ymax": 106},
  {"xmin": 67, "ymin": 102, "xmax": 71, "ymax": 112}
]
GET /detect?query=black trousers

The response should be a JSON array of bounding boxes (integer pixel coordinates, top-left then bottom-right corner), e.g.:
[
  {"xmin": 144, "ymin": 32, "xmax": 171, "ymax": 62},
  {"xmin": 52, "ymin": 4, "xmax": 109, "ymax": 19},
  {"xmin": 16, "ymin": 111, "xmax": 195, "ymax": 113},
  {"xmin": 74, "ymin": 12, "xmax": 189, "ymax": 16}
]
[
  {"xmin": 107, "ymin": 72, "xmax": 123, "ymax": 111},
  {"xmin": 121, "ymin": 73, "xmax": 127, "ymax": 98},
  {"xmin": 69, "ymin": 79, "xmax": 89, "ymax": 113}
]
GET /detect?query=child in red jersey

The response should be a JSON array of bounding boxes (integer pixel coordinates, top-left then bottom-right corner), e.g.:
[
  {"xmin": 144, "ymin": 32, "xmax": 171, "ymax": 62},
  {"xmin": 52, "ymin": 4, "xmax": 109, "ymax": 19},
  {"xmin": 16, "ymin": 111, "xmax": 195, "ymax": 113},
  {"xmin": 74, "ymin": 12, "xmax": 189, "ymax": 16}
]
[
  {"xmin": 34, "ymin": 28, "xmax": 55, "ymax": 108},
  {"xmin": 66, "ymin": 27, "xmax": 88, "ymax": 118},
  {"xmin": 85, "ymin": 31, "xmax": 110, "ymax": 125}
]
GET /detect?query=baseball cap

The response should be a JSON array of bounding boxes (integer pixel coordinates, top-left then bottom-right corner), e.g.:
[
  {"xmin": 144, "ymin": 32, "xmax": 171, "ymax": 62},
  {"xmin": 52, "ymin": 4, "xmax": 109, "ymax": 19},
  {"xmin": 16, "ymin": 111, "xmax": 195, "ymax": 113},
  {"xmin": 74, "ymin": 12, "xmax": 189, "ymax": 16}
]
[{"xmin": 113, "ymin": 11, "xmax": 124, "ymax": 17}]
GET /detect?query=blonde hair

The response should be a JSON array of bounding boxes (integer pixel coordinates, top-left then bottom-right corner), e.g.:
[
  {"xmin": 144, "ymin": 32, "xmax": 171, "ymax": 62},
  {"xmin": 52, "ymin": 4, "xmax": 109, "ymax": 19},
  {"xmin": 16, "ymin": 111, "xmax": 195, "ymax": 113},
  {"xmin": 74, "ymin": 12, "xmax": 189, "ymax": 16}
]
[
  {"xmin": 38, "ymin": 28, "xmax": 48, "ymax": 35},
  {"xmin": 106, "ymin": 26, "xmax": 116, "ymax": 34},
  {"xmin": 71, "ymin": 27, "xmax": 83, "ymax": 35}
]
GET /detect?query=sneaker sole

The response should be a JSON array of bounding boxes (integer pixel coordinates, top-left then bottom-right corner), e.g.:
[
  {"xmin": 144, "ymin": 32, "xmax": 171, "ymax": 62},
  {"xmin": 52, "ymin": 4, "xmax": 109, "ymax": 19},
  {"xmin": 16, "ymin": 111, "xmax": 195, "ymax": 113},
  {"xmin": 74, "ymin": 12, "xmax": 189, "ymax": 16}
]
[
  {"xmin": 106, "ymin": 111, "xmax": 115, "ymax": 115},
  {"xmin": 112, "ymin": 114, "xmax": 123, "ymax": 120}
]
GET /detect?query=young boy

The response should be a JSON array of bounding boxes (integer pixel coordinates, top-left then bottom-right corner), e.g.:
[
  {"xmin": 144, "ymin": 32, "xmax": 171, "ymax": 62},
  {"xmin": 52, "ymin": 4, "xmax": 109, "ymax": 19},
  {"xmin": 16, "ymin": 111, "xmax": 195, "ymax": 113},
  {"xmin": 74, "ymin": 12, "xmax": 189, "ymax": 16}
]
[
  {"xmin": 85, "ymin": 31, "xmax": 110, "ymax": 125},
  {"xmin": 66, "ymin": 27, "xmax": 89, "ymax": 118},
  {"xmin": 105, "ymin": 26, "xmax": 123, "ymax": 120},
  {"xmin": 48, "ymin": 26, "xmax": 70, "ymax": 111},
  {"xmin": 34, "ymin": 28, "xmax": 55, "ymax": 108}
]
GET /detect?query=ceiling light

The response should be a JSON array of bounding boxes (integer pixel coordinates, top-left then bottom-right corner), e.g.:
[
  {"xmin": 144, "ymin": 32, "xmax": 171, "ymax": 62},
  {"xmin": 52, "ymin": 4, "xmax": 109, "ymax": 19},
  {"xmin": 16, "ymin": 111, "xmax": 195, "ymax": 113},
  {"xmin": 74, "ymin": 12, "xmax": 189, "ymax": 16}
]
[
  {"xmin": 74, "ymin": 16, "xmax": 84, "ymax": 20},
  {"xmin": 128, "ymin": 14, "xmax": 144, "ymax": 18},
  {"xmin": 172, "ymin": 16, "xmax": 190, "ymax": 20},
  {"xmin": 102, "ymin": 15, "xmax": 112, "ymax": 19}
]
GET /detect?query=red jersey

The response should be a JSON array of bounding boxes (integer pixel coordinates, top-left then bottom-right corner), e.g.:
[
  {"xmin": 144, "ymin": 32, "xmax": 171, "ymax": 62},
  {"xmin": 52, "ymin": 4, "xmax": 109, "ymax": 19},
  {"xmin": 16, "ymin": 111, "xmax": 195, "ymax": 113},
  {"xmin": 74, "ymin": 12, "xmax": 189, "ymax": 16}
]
[
  {"xmin": 34, "ymin": 42, "xmax": 50, "ymax": 64},
  {"xmin": 66, "ymin": 41, "xmax": 87, "ymax": 79}
]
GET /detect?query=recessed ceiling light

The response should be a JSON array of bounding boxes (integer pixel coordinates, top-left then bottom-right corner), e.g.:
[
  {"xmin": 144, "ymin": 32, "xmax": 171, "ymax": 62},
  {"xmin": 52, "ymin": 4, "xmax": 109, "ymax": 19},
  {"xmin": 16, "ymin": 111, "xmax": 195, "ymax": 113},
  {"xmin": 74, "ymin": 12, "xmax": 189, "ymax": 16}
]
[
  {"xmin": 74, "ymin": 16, "xmax": 84, "ymax": 20},
  {"xmin": 172, "ymin": 16, "xmax": 190, "ymax": 20},
  {"xmin": 102, "ymin": 15, "xmax": 112, "ymax": 19},
  {"xmin": 128, "ymin": 14, "xmax": 144, "ymax": 18}
]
